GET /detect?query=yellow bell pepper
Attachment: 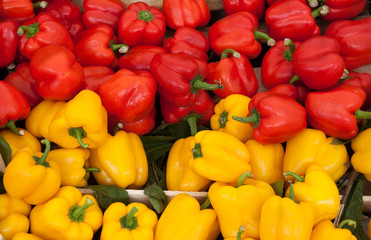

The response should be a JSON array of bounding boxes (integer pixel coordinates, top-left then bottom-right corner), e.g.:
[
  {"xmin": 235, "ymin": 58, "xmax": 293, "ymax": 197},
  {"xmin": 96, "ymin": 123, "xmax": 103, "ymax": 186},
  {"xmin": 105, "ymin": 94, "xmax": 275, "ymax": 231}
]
[
  {"xmin": 208, "ymin": 172, "xmax": 275, "ymax": 239},
  {"xmin": 223, "ymin": 226, "xmax": 256, "ymax": 240},
  {"xmin": 310, "ymin": 219, "xmax": 357, "ymax": 240},
  {"xmin": 368, "ymin": 218, "xmax": 371, "ymax": 239},
  {"xmin": 283, "ymin": 128, "xmax": 349, "ymax": 182},
  {"xmin": 89, "ymin": 130, "xmax": 148, "ymax": 189},
  {"xmin": 25, "ymin": 99, "xmax": 66, "ymax": 140},
  {"xmin": 188, "ymin": 130, "xmax": 251, "ymax": 183},
  {"xmin": 351, "ymin": 127, "xmax": 371, "ymax": 181},
  {"xmin": 48, "ymin": 89, "xmax": 108, "ymax": 149},
  {"xmin": 166, "ymin": 136, "xmax": 212, "ymax": 191},
  {"xmin": 0, "ymin": 128, "xmax": 41, "ymax": 157},
  {"xmin": 284, "ymin": 164, "xmax": 340, "ymax": 226},
  {"xmin": 0, "ymin": 193, "xmax": 31, "ymax": 240},
  {"xmin": 155, "ymin": 193, "xmax": 220, "ymax": 240},
  {"xmin": 29, "ymin": 186, "xmax": 103, "ymax": 240},
  {"xmin": 101, "ymin": 202, "xmax": 158, "ymax": 240},
  {"xmin": 12, "ymin": 233, "xmax": 44, "ymax": 240},
  {"xmin": 245, "ymin": 139, "xmax": 284, "ymax": 184},
  {"xmin": 210, "ymin": 94, "xmax": 254, "ymax": 143},
  {"xmin": 3, "ymin": 139, "xmax": 61, "ymax": 205}
]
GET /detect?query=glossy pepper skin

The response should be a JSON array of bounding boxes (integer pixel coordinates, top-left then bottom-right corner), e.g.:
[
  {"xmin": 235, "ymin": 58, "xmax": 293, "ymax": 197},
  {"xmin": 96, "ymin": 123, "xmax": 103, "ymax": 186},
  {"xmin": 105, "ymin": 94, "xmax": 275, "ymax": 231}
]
[
  {"xmin": 268, "ymin": 83, "xmax": 312, "ymax": 105},
  {"xmin": 29, "ymin": 186, "xmax": 103, "ymax": 240},
  {"xmin": 155, "ymin": 193, "xmax": 220, "ymax": 240},
  {"xmin": 207, "ymin": 49, "xmax": 258, "ymax": 99},
  {"xmin": 48, "ymin": 89, "xmax": 108, "ymax": 149},
  {"xmin": 283, "ymin": 128, "xmax": 349, "ymax": 182},
  {"xmin": 12, "ymin": 232, "xmax": 44, "ymax": 240},
  {"xmin": 0, "ymin": 128, "xmax": 41, "ymax": 157},
  {"xmin": 118, "ymin": 1, "xmax": 166, "ymax": 47},
  {"xmin": 162, "ymin": 0, "xmax": 210, "ymax": 30},
  {"xmin": 81, "ymin": 66, "xmax": 115, "ymax": 93},
  {"xmin": 0, "ymin": 0, "xmax": 47, "ymax": 23},
  {"xmin": 210, "ymin": 94, "xmax": 254, "ymax": 143},
  {"xmin": 351, "ymin": 128, "xmax": 371, "ymax": 181},
  {"xmin": 101, "ymin": 202, "xmax": 158, "ymax": 240},
  {"xmin": 0, "ymin": 193, "xmax": 31, "ymax": 240},
  {"xmin": 232, "ymin": 91, "xmax": 307, "ymax": 144},
  {"xmin": 325, "ymin": 18, "xmax": 371, "ymax": 70},
  {"xmin": 320, "ymin": 0, "xmax": 366, "ymax": 21},
  {"xmin": 188, "ymin": 130, "xmax": 252, "ymax": 183},
  {"xmin": 0, "ymin": 20, "xmax": 19, "ymax": 68},
  {"xmin": 223, "ymin": 0, "xmax": 265, "ymax": 20},
  {"xmin": 310, "ymin": 220, "xmax": 357, "ymax": 240},
  {"xmin": 89, "ymin": 130, "xmax": 148, "ymax": 189},
  {"xmin": 209, "ymin": 11, "xmax": 275, "ymax": 58}
]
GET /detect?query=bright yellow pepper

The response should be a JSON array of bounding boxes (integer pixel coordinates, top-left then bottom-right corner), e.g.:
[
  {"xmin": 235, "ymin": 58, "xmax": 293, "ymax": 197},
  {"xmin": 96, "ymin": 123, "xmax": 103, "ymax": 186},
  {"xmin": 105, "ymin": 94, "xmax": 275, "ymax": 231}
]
[
  {"xmin": 101, "ymin": 202, "xmax": 158, "ymax": 240},
  {"xmin": 284, "ymin": 164, "xmax": 340, "ymax": 226},
  {"xmin": 48, "ymin": 89, "xmax": 108, "ymax": 149},
  {"xmin": 368, "ymin": 218, "xmax": 371, "ymax": 239},
  {"xmin": 223, "ymin": 226, "xmax": 256, "ymax": 240},
  {"xmin": 310, "ymin": 219, "xmax": 357, "ymax": 240},
  {"xmin": 208, "ymin": 172, "xmax": 275, "ymax": 239},
  {"xmin": 0, "ymin": 193, "xmax": 31, "ymax": 240},
  {"xmin": 245, "ymin": 139, "xmax": 284, "ymax": 184},
  {"xmin": 210, "ymin": 94, "xmax": 253, "ymax": 143},
  {"xmin": 283, "ymin": 128, "xmax": 349, "ymax": 182},
  {"xmin": 12, "ymin": 233, "xmax": 44, "ymax": 240},
  {"xmin": 0, "ymin": 128, "xmax": 41, "ymax": 157},
  {"xmin": 3, "ymin": 140, "xmax": 61, "ymax": 205},
  {"xmin": 351, "ymin": 127, "xmax": 371, "ymax": 181},
  {"xmin": 89, "ymin": 130, "xmax": 148, "ymax": 189},
  {"xmin": 166, "ymin": 136, "xmax": 212, "ymax": 191},
  {"xmin": 29, "ymin": 186, "xmax": 103, "ymax": 240},
  {"xmin": 188, "ymin": 130, "xmax": 251, "ymax": 183},
  {"xmin": 155, "ymin": 193, "xmax": 220, "ymax": 240}
]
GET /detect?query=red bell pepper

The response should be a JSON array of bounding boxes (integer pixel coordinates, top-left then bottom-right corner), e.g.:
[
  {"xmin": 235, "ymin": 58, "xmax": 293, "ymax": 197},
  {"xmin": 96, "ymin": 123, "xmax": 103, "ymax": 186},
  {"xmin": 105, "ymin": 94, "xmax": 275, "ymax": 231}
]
[
  {"xmin": 208, "ymin": 11, "xmax": 276, "ymax": 59},
  {"xmin": 265, "ymin": 0, "xmax": 328, "ymax": 42},
  {"xmin": 4, "ymin": 62, "xmax": 43, "ymax": 108},
  {"xmin": 305, "ymin": 85, "xmax": 371, "ymax": 140},
  {"xmin": 82, "ymin": 0, "xmax": 126, "ymax": 33},
  {"xmin": 98, "ymin": 69, "xmax": 157, "ymax": 123},
  {"xmin": 73, "ymin": 24, "xmax": 128, "ymax": 68},
  {"xmin": 163, "ymin": 27, "xmax": 210, "ymax": 62},
  {"xmin": 36, "ymin": 0, "xmax": 84, "ymax": 38},
  {"xmin": 0, "ymin": 81, "xmax": 30, "ymax": 135},
  {"xmin": 325, "ymin": 18, "xmax": 371, "ymax": 70},
  {"xmin": 162, "ymin": 0, "xmax": 211, "ymax": 29},
  {"xmin": 117, "ymin": 45, "xmax": 167, "ymax": 71},
  {"xmin": 0, "ymin": 0, "xmax": 47, "ymax": 23},
  {"xmin": 206, "ymin": 48, "xmax": 258, "ymax": 98},
  {"xmin": 292, "ymin": 35, "xmax": 346, "ymax": 90},
  {"xmin": 0, "ymin": 20, "xmax": 19, "ymax": 69},
  {"xmin": 29, "ymin": 44, "xmax": 84, "ymax": 100},
  {"xmin": 81, "ymin": 66, "xmax": 115, "ymax": 93},
  {"xmin": 222, "ymin": 0, "xmax": 266, "ymax": 20},
  {"xmin": 308, "ymin": 0, "xmax": 366, "ymax": 21},
  {"xmin": 232, "ymin": 91, "xmax": 307, "ymax": 144},
  {"xmin": 118, "ymin": 1, "xmax": 166, "ymax": 47},
  {"xmin": 17, "ymin": 13, "xmax": 74, "ymax": 60},
  {"xmin": 268, "ymin": 83, "xmax": 311, "ymax": 105}
]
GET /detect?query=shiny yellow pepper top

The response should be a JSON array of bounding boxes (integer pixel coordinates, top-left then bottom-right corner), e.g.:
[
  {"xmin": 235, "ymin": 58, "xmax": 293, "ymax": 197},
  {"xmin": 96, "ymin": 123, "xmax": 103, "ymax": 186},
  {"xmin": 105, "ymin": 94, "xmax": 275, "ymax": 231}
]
[
  {"xmin": 0, "ymin": 128, "xmax": 41, "ymax": 157},
  {"xmin": 224, "ymin": 226, "xmax": 256, "ymax": 240},
  {"xmin": 351, "ymin": 127, "xmax": 371, "ymax": 181},
  {"xmin": 12, "ymin": 233, "xmax": 44, "ymax": 240},
  {"xmin": 310, "ymin": 219, "xmax": 357, "ymax": 240}
]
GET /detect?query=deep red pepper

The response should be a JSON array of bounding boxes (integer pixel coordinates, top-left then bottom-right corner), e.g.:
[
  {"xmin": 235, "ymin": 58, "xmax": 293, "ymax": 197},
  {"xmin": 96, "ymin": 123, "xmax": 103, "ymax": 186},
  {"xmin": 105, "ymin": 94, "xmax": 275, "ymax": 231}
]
[
  {"xmin": 163, "ymin": 27, "xmax": 210, "ymax": 62},
  {"xmin": 325, "ymin": 18, "xmax": 371, "ymax": 70},
  {"xmin": 268, "ymin": 83, "xmax": 311, "ymax": 105},
  {"xmin": 118, "ymin": 1, "xmax": 166, "ymax": 47},
  {"xmin": 73, "ymin": 24, "xmax": 128, "ymax": 68},
  {"xmin": 0, "ymin": 20, "xmax": 19, "ymax": 69},
  {"xmin": 308, "ymin": 0, "xmax": 366, "ymax": 21},
  {"xmin": 4, "ymin": 62, "xmax": 43, "ymax": 108},
  {"xmin": 0, "ymin": 0, "xmax": 47, "ymax": 24},
  {"xmin": 208, "ymin": 11, "xmax": 276, "ymax": 59},
  {"xmin": 206, "ymin": 48, "xmax": 258, "ymax": 99},
  {"xmin": 222, "ymin": 0, "xmax": 266, "ymax": 20},
  {"xmin": 81, "ymin": 66, "xmax": 115, "ymax": 93},
  {"xmin": 162, "ymin": 0, "xmax": 211, "ymax": 30},
  {"xmin": 232, "ymin": 91, "xmax": 307, "ymax": 144},
  {"xmin": 305, "ymin": 85, "xmax": 371, "ymax": 140},
  {"xmin": 29, "ymin": 44, "xmax": 84, "ymax": 100},
  {"xmin": 82, "ymin": 0, "xmax": 126, "ymax": 33},
  {"xmin": 98, "ymin": 69, "xmax": 157, "ymax": 123},
  {"xmin": 17, "ymin": 13, "xmax": 74, "ymax": 60}
]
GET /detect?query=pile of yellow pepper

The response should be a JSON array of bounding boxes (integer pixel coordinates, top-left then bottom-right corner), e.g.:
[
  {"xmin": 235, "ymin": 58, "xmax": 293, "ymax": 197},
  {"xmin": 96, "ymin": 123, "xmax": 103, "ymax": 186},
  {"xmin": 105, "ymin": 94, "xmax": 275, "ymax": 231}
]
[{"xmin": 0, "ymin": 90, "xmax": 371, "ymax": 240}]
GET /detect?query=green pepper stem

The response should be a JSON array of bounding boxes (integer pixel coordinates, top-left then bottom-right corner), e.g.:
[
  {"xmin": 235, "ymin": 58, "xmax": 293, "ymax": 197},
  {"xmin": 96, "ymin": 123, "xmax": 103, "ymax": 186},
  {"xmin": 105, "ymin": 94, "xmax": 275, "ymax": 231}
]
[
  {"xmin": 288, "ymin": 181, "xmax": 295, "ymax": 202},
  {"xmin": 220, "ymin": 49, "xmax": 241, "ymax": 59},
  {"xmin": 69, "ymin": 197, "xmax": 94, "ymax": 222},
  {"xmin": 200, "ymin": 196, "xmax": 211, "ymax": 210},
  {"xmin": 120, "ymin": 207, "xmax": 139, "ymax": 230},
  {"xmin": 355, "ymin": 109, "xmax": 371, "ymax": 119},
  {"xmin": 283, "ymin": 38, "xmax": 295, "ymax": 61},
  {"xmin": 113, "ymin": 122, "xmax": 123, "ymax": 136},
  {"xmin": 36, "ymin": 139, "xmax": 51, "ymax": 167},
  {"xmin": 7, "ymin": 63, "xmax": 16, "ymax": 73},
  {"xmin": 110, "ymin": 40, "xmax": 129, "ymax": 53},
  {"xmin": 192, "ymin": 143, "xmax": 203, "ymax": 159},
  {"xmin": 5, "ymin": 121, "xmax": 23, "ymax": 136},
  {"xmin": 84, "ymin": 167, "xmax": 100, "ymax": 172},
  {"xmin": 138, "ymin": 10, "xmax": 154, "ymax": 22},
  {"xmin": 337, "ymin": 219, "xmax": 356, "ymax": 229},
  {"xmin": 312, "ymin": 5, "xmax": 329, "ymax": 18},
  {"xmin": 289, "ymin": 75, "xmax": 301, "ymax": 84},
  {"xmin": 307, "ymin": 0, "xmax": 318, "ymax": 7},
  {"xmin": 17, "ymin": 23, "xmax": 39, "ymax": 38},
  {"xmin": 254, "ymin": 30, "xmax": 276, "ymax": 47},
  {"xmin": 283, "ymin": 171, "xmax": 305, "ymax": 182},
  {"xmin": 236, "ymin": 172, "xmax": 253, "ymax": 188},
  {"xmin": 190, "ymin": 75, "xmax": 224, "ymax": 93},
  {"xmin": 237, "ymin": 226, "xmax": 246, "ymax": 240},
  {"xmin": 232, "ymin": 108, "xmax": 261, "ymax": 128},
  {"xmin": 68, "ymin": 127, "xmax": 89, "ymax": 148},
  {"xmin": 33, "ymin": 1, "xmax": 48, "ymax": 10},
  {"xmin": 218, "ymin": 111, "xmax": 228, "ymax": 129},
  {"xmin": 183, "ymin": 113, "xmax": 201, "ymax": 136},
  {"xmin": 341, "ymin": 69, "xmax": 349, "ymax": 79}
]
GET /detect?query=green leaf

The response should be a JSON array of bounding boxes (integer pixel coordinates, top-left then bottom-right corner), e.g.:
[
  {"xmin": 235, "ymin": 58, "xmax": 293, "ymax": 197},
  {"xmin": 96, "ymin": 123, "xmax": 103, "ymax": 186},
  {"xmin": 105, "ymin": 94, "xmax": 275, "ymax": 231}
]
[
  {"xmin": 270, "ymin": 179, "xmax": 285, "ymax": 197},
  {"xmin": 149, "ymin": 121, "xmax": 191, "ymax": 139},
  {"xmin": 84, "ymin": 185, "xmax": 129, "ymax": 211},
  {"xmin": 144, "ymin": 183, "xmax": 168, "ymax": 214},
  {"xmin": 0, "ymin": 135, "xmax": 11, "ymax": 166},
  {"xmin": 140, "ymin": 136, "xmax": 174, "ymax": 163}
]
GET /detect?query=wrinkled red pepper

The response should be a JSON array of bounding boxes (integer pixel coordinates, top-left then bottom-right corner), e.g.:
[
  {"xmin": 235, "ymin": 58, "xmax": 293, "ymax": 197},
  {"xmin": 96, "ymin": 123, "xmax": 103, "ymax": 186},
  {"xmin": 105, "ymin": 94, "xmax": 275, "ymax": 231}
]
[
  {"xmin": 29, "ymin": 44, "xmax": 84, "ymax": 100},
  {"xmin": 222, "ymin": 0, "xmax": 266, "ymax": 20},
  {"xmin": 81, "ymin": 66, "xmax": 115, "ymax": 93},
  {"xmin": 82, "ymin": 0, "xmax": 126, "ymax": 33},
  {"xmin": 0, "ymin": 0, "xmax": 47, "ymax": 23},
  {"xmin": 325, "ymin": 17, "xmax": 371, "ymax": 70},
  {"xmin": 118, "ymin": 1, "xmax": 166, "ymax": 47},
  {"xmin": 17, "ymin": 13, "xmax": 74, "ymax": 60},
  {"xmin": 162, "ymin": 0, "xmax": 211, "ymax": 29},
  {"xmin": 232, "ymin": 91, "xmax": 307, "ymax": 144},
  {"xmin": 0, "ymin": 20, "xmax": 19, "ymax": 69},
  {"xmin": 208, "ymin": 11, "xmax": 276, "ymax": 59},
  {"xmin": 206, "ymin": 48, "xmax": 258, "ymax": 98},
  {"xmin": 163, "ymin": 27, "xmax": 210, "ymax": 62},
  {"xmin": 305, "ymin": 85, "xmax": 371, "ymax": 140},
  {"xmin": 308, "ymin": 0, "xmax": 366, "ymax": 21}
]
